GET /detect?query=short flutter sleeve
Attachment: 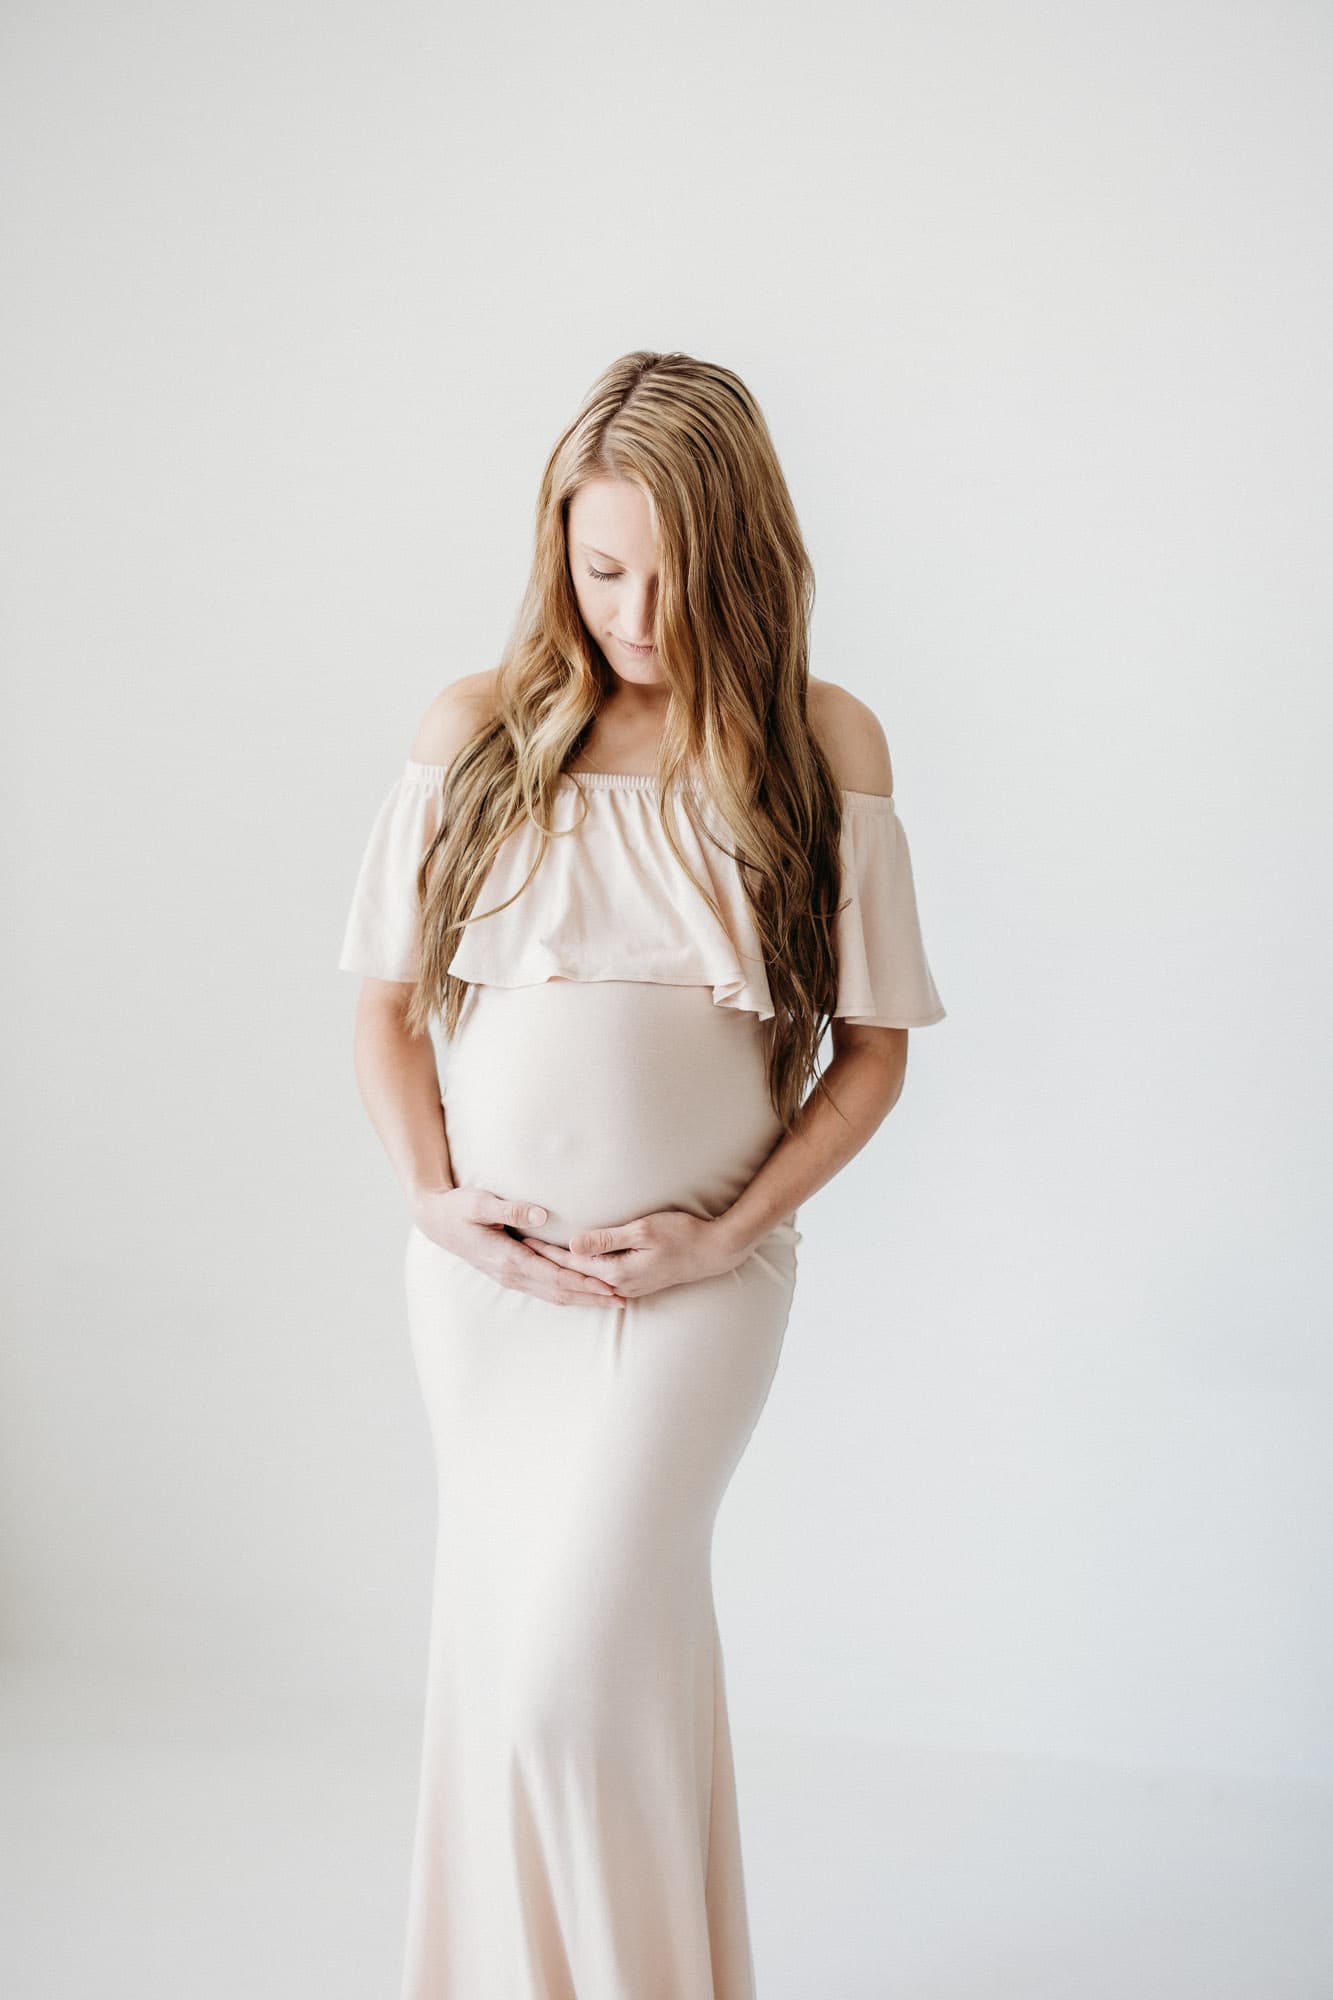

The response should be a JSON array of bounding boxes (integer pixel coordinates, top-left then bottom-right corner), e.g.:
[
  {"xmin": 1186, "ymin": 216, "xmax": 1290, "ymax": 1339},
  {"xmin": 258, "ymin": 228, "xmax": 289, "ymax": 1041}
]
[
  {"xmin": 832, "ymin": 791, "xmax": 946, "ymax": 1028},
  {"xmin": 338, "ymin": 759, "xmax": 447, "ymax": 982}
]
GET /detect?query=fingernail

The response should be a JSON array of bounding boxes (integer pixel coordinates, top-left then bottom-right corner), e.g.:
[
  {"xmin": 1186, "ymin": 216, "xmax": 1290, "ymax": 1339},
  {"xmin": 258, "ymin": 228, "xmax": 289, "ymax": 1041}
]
[{"xmin": 529, "ymin": 1205, "xmax": 547, "ymax": 1224}]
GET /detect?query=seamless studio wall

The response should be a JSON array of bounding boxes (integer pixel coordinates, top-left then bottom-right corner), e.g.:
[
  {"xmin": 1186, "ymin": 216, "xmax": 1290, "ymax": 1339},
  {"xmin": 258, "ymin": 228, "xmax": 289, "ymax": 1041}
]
[{"xmin": 2, "ymin": 0, "xmax": 1330, "ymax": 1788}]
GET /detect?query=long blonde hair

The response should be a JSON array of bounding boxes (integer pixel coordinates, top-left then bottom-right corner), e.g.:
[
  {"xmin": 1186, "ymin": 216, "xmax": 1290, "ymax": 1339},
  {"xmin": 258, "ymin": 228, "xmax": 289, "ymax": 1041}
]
[{"xmin": 404, "ymin": 349, "xmax": 848, "ymax": 1132}]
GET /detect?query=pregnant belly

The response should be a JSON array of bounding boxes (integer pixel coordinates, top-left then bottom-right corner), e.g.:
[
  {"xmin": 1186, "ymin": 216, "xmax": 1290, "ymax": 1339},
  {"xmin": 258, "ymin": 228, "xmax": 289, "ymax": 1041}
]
[{"xmin": 441, "ymin": 979, "xmax": 789, "ymax": 1247}]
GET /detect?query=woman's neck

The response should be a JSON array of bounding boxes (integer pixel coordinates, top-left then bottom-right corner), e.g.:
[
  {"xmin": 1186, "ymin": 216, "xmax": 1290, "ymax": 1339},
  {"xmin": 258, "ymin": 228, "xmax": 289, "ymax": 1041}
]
[{"xmin": 570, "ymin": 686, "xmax": 670, "ymax": 776}]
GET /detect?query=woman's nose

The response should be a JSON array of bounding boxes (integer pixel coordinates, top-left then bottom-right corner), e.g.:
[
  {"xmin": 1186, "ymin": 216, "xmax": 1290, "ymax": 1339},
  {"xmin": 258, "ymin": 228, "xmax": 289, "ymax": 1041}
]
[{"xmin": 625, "ymin": 586, "xmax": 656, "ymax": 640}]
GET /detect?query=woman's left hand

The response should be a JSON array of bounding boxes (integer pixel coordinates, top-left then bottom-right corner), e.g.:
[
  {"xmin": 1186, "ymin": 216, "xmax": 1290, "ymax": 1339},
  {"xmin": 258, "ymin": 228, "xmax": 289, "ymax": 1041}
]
[{"xmin": 523, "ymin": 1209, "xmax": 749, "ymax": 1300}]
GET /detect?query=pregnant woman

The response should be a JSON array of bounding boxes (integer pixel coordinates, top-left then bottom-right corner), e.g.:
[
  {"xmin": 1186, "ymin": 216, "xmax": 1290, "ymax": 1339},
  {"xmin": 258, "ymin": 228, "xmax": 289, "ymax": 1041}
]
[{"xmin": 338, "ymin": 351, "xmax": 946, "ymax": 1999}]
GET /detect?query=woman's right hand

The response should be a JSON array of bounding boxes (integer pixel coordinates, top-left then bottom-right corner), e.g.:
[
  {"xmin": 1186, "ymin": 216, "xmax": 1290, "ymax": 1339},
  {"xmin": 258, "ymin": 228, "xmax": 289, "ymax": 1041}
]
[{"xmin": 411, "ymin": 1184, "xmax": 627, "ymax": 1307}]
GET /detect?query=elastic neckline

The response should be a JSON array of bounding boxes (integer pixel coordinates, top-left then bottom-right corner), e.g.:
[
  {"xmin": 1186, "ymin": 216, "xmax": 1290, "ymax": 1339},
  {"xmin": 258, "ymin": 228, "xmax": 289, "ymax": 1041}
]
[
  {"xmin": 564, "ymin": 769, "xmax": 693, "ymax": 791},
  {"xmin": 565, "ymin": 768, "xmax": 655, "ymax": 788},
  {"xmin": 564, "ymin": 770, "xmax": 895, "ymax": 808},
  {"xmin": 402, "ymin": 757, "xmax": 893, "ymax": 807}
]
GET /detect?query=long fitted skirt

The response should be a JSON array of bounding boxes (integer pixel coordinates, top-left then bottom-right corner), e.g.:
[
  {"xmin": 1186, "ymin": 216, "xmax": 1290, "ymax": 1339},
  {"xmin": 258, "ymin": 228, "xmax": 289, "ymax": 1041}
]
[{"xmin": 400, "ymin": 978, "xmax": 802, "ymax": 1999}]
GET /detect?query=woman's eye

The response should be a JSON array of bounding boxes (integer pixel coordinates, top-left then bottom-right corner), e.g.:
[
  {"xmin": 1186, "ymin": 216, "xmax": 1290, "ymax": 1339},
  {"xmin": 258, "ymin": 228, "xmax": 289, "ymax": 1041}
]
[{"xmin": 588, "ymin": 566, "xmax": 620, "ymax": 582}]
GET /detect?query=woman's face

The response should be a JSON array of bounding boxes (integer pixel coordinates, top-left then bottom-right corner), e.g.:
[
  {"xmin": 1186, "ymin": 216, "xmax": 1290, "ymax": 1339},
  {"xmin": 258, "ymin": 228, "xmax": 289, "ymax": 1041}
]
[{"xmin": 567, "ymin": 477, "xmax": 664, "ymax": 689}]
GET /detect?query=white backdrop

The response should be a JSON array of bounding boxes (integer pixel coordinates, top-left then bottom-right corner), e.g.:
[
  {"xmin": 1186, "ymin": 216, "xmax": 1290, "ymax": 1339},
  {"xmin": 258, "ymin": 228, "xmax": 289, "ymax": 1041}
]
[{"xmin": 3, "ymin": 0, "xmax": 1330, "ymax": 1798}]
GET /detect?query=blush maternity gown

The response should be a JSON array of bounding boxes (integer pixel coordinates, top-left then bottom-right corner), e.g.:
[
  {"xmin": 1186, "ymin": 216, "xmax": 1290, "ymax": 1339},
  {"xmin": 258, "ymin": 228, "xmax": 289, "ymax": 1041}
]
[{"xmin": 339, "ymin": 760, "xmax": 946, "ymax": 1999}]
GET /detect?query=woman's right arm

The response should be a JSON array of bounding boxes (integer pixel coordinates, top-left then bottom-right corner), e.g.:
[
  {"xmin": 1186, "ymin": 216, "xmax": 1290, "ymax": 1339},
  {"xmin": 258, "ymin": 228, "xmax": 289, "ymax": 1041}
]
[
  {"xmin": 349, "ymin": 978, "xmax": 454, "ymax": 1211},
  {"xmin": 346, "ymin": 674, "xmax": 625, "ymax": 1306},
  {"xmin": 347, "ymin": 672, "xmax": 494, "ymax": 1209}
]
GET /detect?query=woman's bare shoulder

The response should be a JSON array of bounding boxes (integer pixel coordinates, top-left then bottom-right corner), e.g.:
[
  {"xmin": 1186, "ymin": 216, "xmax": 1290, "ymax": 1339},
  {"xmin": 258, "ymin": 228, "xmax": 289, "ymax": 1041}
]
[
  {"xmin": 409, "ymin": 668, "xmax": 503, "ymax": 767},
  {"xmin": 808, "ymin": 677, "xmax": 894, "ymax": 796}
]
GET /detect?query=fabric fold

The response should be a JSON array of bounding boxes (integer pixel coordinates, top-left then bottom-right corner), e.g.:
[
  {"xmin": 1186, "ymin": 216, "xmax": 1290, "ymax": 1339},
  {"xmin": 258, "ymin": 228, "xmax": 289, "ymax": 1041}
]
[
  {"xmin": 831, "ymin": 794, "xmax": 947, "ymax": 1028},
  {"xmin": 338, "ymin": 759, "xmax": 946, "ymax": 1029},
  {"xmin": 446, "ymin": 776, "xmax": 776, "ymax": 1018},
  {"xmin": 337, "ymin": 761, "xmax": 447, "ymax": 983}
]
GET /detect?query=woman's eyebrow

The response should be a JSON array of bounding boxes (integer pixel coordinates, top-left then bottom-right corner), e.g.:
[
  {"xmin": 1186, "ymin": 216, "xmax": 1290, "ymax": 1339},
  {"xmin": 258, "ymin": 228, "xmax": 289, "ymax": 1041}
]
[{"xmin": 580, "ymin": 543, "xmax": 623, "ymax": 564}]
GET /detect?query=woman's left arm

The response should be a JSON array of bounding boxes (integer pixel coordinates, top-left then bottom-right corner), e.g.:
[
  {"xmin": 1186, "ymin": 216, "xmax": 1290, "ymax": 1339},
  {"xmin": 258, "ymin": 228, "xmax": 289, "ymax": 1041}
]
[{"xmin": 713, "ymin": 1020, "xmax": 907, "ymax": 1253}]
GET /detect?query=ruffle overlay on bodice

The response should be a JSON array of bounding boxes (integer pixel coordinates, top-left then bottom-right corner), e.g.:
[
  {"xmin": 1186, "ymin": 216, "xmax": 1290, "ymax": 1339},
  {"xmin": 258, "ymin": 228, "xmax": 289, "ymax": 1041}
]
[{"xmin": 339, "ymin": 762, "xmax": 945, "ymax": 1029}]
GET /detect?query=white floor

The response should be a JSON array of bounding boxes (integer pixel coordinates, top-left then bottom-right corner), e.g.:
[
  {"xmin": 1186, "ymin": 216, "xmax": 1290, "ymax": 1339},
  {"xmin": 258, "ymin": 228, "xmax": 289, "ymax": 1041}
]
[{"xmin": 2, "ymin": 1660, "xmax": 1329, "ymax": 1999}]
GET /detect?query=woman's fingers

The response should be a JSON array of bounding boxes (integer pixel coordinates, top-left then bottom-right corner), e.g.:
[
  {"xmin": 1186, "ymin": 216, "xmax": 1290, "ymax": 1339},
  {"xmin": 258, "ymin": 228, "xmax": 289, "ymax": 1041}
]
[
  {"xmin": 527, "ymin": 1236, "xmax": 635, "ymax": 1280},
  {"xmin": 525, "ymin": 1237, "xmax": 606, "ymax": 1273},
  {"xmin": 454, "ymin": 1191, "xmax": 631, "ymax": 1303},
  {"xmin": 420, "ymin": 1188, "xmax": 624, "ymax": 1303},
  {"xmin": 500, "ymin": 1237, "xmax": 625, "ymax": 1305},
  {"xmin": 569, "ymin": 1223, "xmax": 641, "ymax": 1257},
  {"xmin": 468, "ymin": 1188, "xmax": 550, "ymax": 1234},
  {"xmin": 528, "ymin": 1240, "xmax": 653, "ymax": 1302}
]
